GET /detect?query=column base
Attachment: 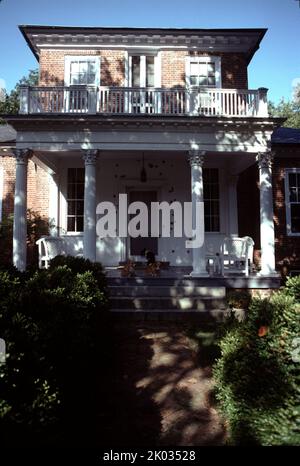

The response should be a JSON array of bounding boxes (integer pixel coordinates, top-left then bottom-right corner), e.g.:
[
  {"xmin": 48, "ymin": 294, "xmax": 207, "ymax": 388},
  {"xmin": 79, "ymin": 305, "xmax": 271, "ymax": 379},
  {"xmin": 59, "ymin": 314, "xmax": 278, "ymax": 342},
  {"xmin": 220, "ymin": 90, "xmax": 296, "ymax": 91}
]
[
  {"xmin": 189, "ymin": 271, "xmax": 210, "ymax": 277},
  {"xmin": 258, "ymin": 271, "xmax": 280, "ymax": 278}
]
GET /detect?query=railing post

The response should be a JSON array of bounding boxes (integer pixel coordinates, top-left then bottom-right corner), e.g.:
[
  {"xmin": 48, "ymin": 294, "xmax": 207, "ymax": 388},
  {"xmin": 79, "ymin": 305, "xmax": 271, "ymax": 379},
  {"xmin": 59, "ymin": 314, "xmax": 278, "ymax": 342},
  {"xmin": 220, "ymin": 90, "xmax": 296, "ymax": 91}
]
[
  {"xmin": 19, "ymin": 85, "xmax": 29, "ymax": 114},
  {"xmin": 87, "ymin": 86, "xmax": 97, "ymax": 114},
  {"xmin": 257, "ymin": 87, "xmax": 269, "ymax": 117}
]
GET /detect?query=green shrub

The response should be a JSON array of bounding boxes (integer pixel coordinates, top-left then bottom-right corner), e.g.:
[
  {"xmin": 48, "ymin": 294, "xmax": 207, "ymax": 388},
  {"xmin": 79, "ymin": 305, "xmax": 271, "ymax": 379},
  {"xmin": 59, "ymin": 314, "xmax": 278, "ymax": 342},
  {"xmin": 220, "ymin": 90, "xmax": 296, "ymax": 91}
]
[
  {"xmin": 0, "ymin": 257, "xmax": 110, "ymax": 446},
  {"xmin": 213, "ymin": 289, "xmax": 300, "ymax": 445},
  {"xmin": 282, "ymin": 275, "xmax": 300, "ymax": 302}
]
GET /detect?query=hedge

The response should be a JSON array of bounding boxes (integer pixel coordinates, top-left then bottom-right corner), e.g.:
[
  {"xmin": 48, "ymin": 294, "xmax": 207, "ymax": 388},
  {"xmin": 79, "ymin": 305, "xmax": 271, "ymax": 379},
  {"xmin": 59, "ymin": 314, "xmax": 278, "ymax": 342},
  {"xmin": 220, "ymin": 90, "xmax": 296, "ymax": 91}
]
[
  {"xmin": 213, "ymin": 277, "xmax": 300, "ymax": 445},
  {"xmin": 0, "ymin": 256, "xmax": 110, "ymax": 446}
]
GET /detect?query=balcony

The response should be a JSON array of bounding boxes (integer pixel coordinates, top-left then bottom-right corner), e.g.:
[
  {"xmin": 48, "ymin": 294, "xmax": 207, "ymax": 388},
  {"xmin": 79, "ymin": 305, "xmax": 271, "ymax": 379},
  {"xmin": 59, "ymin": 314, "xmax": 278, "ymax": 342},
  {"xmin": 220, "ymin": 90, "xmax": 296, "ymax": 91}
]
[{"xmin": 19, "ymin": 85, "xmax": 269, "ymax": 118}]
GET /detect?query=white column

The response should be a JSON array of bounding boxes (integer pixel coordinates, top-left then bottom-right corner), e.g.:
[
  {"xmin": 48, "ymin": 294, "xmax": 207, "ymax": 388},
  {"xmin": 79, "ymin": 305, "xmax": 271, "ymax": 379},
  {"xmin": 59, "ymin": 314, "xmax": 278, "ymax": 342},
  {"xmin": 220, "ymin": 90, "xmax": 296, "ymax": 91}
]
[
  {"xmin": 12, "ymin": 149, "xmax": 31, "ymax": 271},
  {"xmin": 188, "ymin": 150, "xmax": 208, "ymax": 277},
  {"xmin": 257, "ymin": 151, "xmax": 276, "ymax": 276},
  {"xmin": 48, "ymin": 173, "xmax": 59, "ymax": 236},
  {"xmin": 82, "ymin": 150, "xmax": 98, "ymax": 262},
  {"xmin": 228, "ymin": 174, "xmax": 239, "ymax": 236}
]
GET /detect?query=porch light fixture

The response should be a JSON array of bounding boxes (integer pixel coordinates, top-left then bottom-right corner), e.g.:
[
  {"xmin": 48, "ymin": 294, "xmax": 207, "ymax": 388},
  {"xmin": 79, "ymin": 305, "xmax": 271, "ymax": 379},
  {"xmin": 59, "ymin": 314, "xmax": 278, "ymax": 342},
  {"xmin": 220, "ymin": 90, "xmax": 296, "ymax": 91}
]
[{"xmin": 140, "ymin": 153, "xmax": 147, "ymax": 183}]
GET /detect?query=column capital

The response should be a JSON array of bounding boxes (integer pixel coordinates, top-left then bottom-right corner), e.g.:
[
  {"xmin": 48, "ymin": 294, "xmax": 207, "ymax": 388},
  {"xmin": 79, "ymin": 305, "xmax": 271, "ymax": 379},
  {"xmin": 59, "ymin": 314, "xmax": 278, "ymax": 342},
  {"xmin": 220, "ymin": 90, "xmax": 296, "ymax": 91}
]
[
  {"xmin": 188, "ymin": 150, "xmax": 206, "ymax": 167},
  {"xmin": 12, "ymin": 149, "xmax": 32, "ymax": 164},
  {"xmin": 82, "ymin": 149, "xmax": 99, "ymax": 165},
  {"xmin": 256, "ymin": 151, "xmax": 274, "ymax": 169}
]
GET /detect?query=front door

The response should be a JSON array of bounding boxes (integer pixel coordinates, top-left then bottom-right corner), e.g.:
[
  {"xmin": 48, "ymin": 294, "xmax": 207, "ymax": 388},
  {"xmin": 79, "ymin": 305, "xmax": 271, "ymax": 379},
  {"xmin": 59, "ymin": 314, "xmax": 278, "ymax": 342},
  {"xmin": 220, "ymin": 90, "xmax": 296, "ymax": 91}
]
[
  {"xmin": 129, "ymin": 55, "xmax": 156, "ymax": 113},
  {"xmin": 129, "ymin": 190, "xmax": 158, "ymax": 257}
]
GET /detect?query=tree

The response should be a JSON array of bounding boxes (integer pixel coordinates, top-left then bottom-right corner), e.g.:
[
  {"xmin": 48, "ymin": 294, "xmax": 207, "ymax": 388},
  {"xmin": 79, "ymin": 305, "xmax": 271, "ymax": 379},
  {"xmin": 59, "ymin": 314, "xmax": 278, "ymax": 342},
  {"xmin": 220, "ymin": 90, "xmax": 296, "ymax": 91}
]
[
  {"xmin": 269, "ymin": 97, "xmax": 300, "ymax": 129},
  {"xmin": 0, "ymin": 69, "xmax": 38, "ymax": 115}
]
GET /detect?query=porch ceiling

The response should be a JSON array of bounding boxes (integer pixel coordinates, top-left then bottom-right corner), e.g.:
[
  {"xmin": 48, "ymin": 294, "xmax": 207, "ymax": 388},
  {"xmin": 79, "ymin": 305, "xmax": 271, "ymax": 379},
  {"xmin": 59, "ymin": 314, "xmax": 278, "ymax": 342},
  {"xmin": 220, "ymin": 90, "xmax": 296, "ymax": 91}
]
[{"xmin": 33, "ymin": 149, "xmax": 256, "ymax": 175}]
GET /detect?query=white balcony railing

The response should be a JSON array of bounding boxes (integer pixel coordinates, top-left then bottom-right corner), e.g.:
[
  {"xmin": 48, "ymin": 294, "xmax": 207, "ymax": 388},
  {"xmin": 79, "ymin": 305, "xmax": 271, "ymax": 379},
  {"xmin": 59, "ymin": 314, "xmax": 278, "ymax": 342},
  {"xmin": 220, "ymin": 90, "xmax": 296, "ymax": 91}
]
[{"xmin": 19, "ymin": 85, "xmax": 269, "ymax": 117}]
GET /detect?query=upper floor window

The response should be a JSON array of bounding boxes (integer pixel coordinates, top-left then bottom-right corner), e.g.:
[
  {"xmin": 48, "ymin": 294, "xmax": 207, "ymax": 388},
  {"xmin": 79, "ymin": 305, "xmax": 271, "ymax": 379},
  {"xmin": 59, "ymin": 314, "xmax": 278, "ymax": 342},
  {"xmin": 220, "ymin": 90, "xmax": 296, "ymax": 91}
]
[
  {"xmin": 186, "ymin": 56, "xmax": 221, "ymax": 88},
  {"xmin": 65, "ymin": 56, "xmax": 100, "ymax": 86},
  {"xmin": 285, "ymin": 169, "xmax": 300, "ymax": 235}
]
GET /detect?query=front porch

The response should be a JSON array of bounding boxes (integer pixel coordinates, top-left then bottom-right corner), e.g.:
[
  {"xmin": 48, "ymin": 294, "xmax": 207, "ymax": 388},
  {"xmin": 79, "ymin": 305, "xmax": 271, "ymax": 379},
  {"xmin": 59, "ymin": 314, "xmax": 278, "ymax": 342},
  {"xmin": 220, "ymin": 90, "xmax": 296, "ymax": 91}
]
[
  {"xmin": 11, "ymin": 146, "xmax": 278, "ymax": 281},
  {"xmin": 7, "ymin": 107, "xmax": 280, "ymax": 282}
]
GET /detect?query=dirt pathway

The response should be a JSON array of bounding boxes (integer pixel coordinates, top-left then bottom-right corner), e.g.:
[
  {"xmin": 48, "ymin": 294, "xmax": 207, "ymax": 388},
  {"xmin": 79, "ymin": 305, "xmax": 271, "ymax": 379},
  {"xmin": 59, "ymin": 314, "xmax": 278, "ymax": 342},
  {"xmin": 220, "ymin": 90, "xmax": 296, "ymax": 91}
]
[{"xmin": 98, "ymin": 322, "xmax": 226, "ymax": 446}]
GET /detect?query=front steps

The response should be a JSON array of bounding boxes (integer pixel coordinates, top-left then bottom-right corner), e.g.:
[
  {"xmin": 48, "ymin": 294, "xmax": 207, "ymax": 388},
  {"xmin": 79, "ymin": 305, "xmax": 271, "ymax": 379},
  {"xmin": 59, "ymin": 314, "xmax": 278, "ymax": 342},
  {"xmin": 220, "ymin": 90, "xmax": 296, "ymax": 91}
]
[{"xmin": 108, "ymin": 277, "xmax": 228, "ymax": 321}]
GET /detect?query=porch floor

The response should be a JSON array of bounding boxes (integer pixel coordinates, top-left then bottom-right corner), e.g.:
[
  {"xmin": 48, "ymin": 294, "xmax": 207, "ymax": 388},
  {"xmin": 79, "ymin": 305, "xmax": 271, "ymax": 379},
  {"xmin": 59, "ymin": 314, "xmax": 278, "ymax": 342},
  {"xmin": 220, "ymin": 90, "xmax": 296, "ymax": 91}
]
[{"xmin": 105, "ymin": 266, "xmax": 281, "ymax": 289}]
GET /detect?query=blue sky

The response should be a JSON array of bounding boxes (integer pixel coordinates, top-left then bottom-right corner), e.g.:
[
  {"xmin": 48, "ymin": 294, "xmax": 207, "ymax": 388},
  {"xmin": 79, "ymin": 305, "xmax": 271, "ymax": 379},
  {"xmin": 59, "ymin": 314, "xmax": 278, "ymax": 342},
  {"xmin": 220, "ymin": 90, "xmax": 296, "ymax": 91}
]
[{"xmin": 0, "ymin": 0, "xmax": 299, "ymax": 103}]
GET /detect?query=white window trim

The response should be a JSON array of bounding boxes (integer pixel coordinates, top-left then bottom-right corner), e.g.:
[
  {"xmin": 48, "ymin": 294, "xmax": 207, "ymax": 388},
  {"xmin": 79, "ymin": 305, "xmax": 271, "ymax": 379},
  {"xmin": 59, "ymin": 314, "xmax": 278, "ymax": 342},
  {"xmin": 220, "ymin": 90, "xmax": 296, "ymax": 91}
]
[
  {"xmin": 285, "ymin": 168, "xmax": 300, "ymax": 236},
  {"xmin": 64, "ymin": 55, "xmax": 101, "ymax": 86},
  {"xmin": 185, "ymin": 55, "xmax": 222, "ymax": 88},
  {"xmin": 125, "ymin": 51, "xmax": 161, "ymax": 88},
  {"xmin": 0, "ymin": 166, "xmax": 3, "ymax": 222}
]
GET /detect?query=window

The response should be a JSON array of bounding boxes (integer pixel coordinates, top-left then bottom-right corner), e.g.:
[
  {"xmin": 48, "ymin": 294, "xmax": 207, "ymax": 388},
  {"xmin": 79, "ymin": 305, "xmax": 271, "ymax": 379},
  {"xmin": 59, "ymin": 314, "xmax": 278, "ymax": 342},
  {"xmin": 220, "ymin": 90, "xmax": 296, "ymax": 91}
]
[
  {"xmin": 285, "ymin": 169, "xmax": 300, "ymax": 235},
  {"xmin": 186, "ymin": 56, "xmax": 221, "ymax": 88},
  {"xmin": 65, "ymin": 56, "xmax": 100, "ymax": 86},
  {"xmin": 67, "ymin": 168, "xmax": 84, "ymax": 232},
  {"xmin": 203, "ymin": 168, "xmax": 220, "ymax": 232}
]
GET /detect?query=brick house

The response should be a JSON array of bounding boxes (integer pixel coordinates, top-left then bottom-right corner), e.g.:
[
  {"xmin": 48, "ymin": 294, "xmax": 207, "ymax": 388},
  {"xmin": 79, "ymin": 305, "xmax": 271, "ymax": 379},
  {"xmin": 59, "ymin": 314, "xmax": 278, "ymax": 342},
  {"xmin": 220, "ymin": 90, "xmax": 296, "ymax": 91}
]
[{"xmin": 2, "ymin": 25, "xmax": 297, "ymax": 289}]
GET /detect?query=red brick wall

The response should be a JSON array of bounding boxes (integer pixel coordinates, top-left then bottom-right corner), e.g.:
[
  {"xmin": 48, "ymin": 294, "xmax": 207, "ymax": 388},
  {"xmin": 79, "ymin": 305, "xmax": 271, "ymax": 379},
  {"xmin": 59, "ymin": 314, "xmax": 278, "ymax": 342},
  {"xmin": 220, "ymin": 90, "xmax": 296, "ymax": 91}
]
[
  {"xmin": 39, "ymin": 49, "xmax": 125, "ymax": 86},
  {"xmin": 39, "ymin": 49, "xmax": 248, "ymax": 89},
  {"xmin": 0, "ymin": 154, "xmax": 49, "ymax": 218},
  {"xmin": 273, "ymin": 146, "xmax": 300, "ymax": 273}
]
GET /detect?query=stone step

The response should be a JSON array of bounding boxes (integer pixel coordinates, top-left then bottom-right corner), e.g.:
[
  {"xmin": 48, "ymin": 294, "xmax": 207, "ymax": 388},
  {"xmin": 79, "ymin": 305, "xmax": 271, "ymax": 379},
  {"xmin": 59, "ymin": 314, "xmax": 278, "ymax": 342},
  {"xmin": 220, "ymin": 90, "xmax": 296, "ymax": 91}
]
[
  {"xmin": 110, "ymin": 308, "xmax": 230, "ymax": 322},
  {"xmin": 109, "ymin": 296, "xmax": 226, "ymax": 311},
  {"xmin": 108, "ymin": 285, "xmax": 226, "ymax": 298}
]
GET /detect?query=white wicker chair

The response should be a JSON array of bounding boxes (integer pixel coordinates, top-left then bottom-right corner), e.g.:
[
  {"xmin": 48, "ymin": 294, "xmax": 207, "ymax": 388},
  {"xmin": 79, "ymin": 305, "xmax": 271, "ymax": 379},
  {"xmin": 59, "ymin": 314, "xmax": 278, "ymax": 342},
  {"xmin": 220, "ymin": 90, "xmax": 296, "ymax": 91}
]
[
  {"xmin": 36, "ymin": 236, "xmax": 66, "ymax": 269},
  {"xmin": 221, "ymin": 236, "xmax": 254, "ymax": 276}
]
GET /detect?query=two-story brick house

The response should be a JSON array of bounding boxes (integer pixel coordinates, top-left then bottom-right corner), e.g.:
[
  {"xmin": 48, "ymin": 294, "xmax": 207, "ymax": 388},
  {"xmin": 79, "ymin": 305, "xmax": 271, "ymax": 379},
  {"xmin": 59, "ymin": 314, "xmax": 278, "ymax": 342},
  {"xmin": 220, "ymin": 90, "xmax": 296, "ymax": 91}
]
[{"xmin": 1, "ymin": 25, "xmax": 289, "ymax": 288}]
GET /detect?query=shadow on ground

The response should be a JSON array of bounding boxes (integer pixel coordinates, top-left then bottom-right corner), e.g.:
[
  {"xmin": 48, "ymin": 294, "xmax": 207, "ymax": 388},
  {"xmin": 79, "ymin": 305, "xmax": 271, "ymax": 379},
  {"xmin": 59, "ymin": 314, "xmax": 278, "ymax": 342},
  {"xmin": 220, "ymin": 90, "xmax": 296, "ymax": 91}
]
[{"xmin": 97, "ymin": 322, "xmax": 226, "ymax": 446}]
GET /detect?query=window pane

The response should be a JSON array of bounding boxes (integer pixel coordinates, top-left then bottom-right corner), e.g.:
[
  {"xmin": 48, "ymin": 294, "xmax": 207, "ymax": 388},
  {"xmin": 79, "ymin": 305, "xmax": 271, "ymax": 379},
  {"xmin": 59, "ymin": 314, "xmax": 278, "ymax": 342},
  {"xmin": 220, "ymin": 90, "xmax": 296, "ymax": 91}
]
[
  {"xmin": 88, "ymin": 61, "xmax": 96, "ymax": 74},
  {"xmin": 289, "ymin": 173, "xmax": 297, "ymax": 187},
  {"xmin": 132, "ymin": 56, "xmax": 140, "ymax": 87},
  {"xmin": 77, "ymin": 183, "xmax": 84, "ymax": 199},
  {"xmin": 68, "ymin": 201, "xmax": 76, "ymax": 215},
  {"xmin": 79, "ymin": 61, "xmax": 88, "ymax": 73},
  {"xmin": 190, "ymin": 63, "xmax": 199, "ymax": 75},
  {"xmin": 67, "ymin": 217, "xmax": 75, "ymax": 232},
  {"xmin": 67, "ymin": 183, "xmax": 76, "ymax": 199},
  {"xmin": 207, "ymin": 63, "xmax": 215, "ymax": 75},
  {"xmin": 70, "ymin": 61, "xmax": 79, "ymax": 73},
  {"xmin": 290, "ymin": 187, "xmax": 298, "ymax": 202},
  {"xmin": 76, "ymin": 200, "xmax": 84, "ymax": 215},
  {"xmin": 291, "ymin": 204, "xmax": 300, "ymax": 233},
  {"xmin": 211, "ymin": 216, "xmax": 220, "ymax": 232},
  {"xmin": 190, "ymin": 76, "xmax": 198, "ymax": 86},
  {"xmin": 208, "ymin": 76, "xmax": 216, "ymax": 86},
  {"xmin": 77, "ymin": 217, "xmax": 84, "ymax": 232},
  {"xmin": 146, "ymin": 56, "xmax": 155, "ymax": 87},
  {"xmin": 198, "ymin": 63, "xmax": 208, "ymax": 76},
  {"xmin": 198, "ymin": 76, "xmax": 207, "ymax": 86},
  {"xmin": 87, "ymin": 73, "xmax": 96, "ymax": 85}
]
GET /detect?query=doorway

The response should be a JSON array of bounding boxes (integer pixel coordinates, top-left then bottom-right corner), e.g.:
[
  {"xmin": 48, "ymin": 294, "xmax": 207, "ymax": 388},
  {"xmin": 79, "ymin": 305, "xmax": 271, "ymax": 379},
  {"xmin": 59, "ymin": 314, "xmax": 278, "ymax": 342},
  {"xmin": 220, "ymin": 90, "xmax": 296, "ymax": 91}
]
[{"xmin": 128, "ymin": 190, "xmax": 158, "ymax": 257}]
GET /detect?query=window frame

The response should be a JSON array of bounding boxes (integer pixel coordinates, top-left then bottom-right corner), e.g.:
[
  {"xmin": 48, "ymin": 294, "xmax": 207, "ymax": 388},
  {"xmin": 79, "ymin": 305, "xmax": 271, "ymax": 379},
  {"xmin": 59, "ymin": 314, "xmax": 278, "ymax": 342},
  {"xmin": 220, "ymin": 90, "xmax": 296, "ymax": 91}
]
[
  {"xmin": 186, "ymin": 56, "xmax": 221, "ymax": 89},
  {"xmin": 66, "ymin": 167, "xmax": 85, "ymax": 233},
  {"xmin": 203, "ymin": 168, "xmax": 220, "ymax": 233},
  {"xmin": 64, "ymin": 56, "xmax": 101, "ymax": 87},
  {"xmin": 285, "ymin": 168, "xmax": 300, "ymax": 236}
]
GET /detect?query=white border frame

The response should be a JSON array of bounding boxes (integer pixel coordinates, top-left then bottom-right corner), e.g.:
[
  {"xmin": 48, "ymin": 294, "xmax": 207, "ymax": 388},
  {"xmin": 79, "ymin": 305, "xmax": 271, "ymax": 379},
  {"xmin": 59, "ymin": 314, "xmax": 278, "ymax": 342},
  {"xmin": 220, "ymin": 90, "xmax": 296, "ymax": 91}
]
[
  {"xmin": 284, "ymin": 168, "xmax": 300, "ymax": 236},
  {"xmin": 185, "ymin": 55, "xmax": 222, "ymax": 88},
  {"xmin": 64, "ymin": 55, "xmax": 101, "ymax": 86}
]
